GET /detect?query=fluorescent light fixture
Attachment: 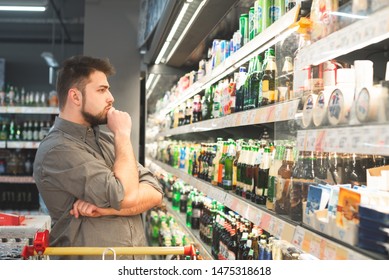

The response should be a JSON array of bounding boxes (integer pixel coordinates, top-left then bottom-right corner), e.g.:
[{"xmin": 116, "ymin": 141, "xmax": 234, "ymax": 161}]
[
  {"xmin": 0, "ymin": 5, "xmax": 46, "ymax": 11},
  {"xmin": 166, "ymin": 0, "xmax": 208, "ymax": 62},
  {"xmin": 154, "ymin": 2, "xmax": 190, "ymax": 64},
  {"xmin": 0, "ymin": 0, "xmax": 47, "ymax": 11},
  {"xmin": 145, "ymin": 73, "xmax": 156, "ymax": 90},
  {"xmin": 146, "ymin": 74, "xmax": 161, "ymax": 100}
]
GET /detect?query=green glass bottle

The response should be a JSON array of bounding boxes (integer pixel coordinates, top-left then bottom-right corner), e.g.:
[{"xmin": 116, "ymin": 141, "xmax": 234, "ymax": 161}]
[{"xmin": 223, "ymin": 141, "xmax": 236, "ymax": 191}]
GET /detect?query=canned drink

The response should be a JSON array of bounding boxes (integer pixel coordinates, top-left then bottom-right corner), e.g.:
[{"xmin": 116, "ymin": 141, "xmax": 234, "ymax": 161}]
[
  {"xmin": 239, "ymin": 13, "xmax": 249, "ymax": 46},
  {"xmin": 271, "ymin": 0, "xmax": 286, "ymax": 24},
  {"xmin": 249, "ymin": 7, "xmax": 255, "ymax": 41},
  {"xmin": 254, "ymin": 0, "xmax": 264, "ymax": 35},
  {"xmin": 262, "ymin": 0, "xmax": 272, "ymax": 30}
]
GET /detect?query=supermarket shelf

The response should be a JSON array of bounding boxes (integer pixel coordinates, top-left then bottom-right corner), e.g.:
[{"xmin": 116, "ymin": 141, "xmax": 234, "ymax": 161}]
[
  {"xmin": 291, "ymin": 226, "xmax": 381, "ymax": 260},
  {"xmin": 6, "ymin": 141, "xmax": 41, "ymax": 149},
  {"xmin": 147, "ymin": 158, "xmax": 297, "ymax": 242},
  {"xmin": 164, "ymin": 198, "xmax": 214, "ymax": 260},
  {"xmin": 0, "ymin": 106, "xmax": 59, "ymax": 114},
  {"xmin": 296, "ymin": 123, "xmax": 389, "ymax": 155},
  {"xmin": 157, "ymin": 99, "xmax": 300, "ymax": 138},
  {"xmin": 158, "ymin": 5, "xmax": 300, "ymax": 117},
  {"xmin": 0, "ymin": 175, "xmax": 35, "ymax": 184},
  {"xmin": 147, "ymin": 158, "xmax": 382, "ymax": 260},
  {"xmin": 294, "ymin": 6, "xmax": 389, "ymax": 69}
]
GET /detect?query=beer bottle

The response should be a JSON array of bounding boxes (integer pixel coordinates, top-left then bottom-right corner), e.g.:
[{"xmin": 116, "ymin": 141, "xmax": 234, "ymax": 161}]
[
  {"xmin": 223, "ymin": 141, "xmax": 236, "ymax": 190},
  {"xmin": 230, "ymin": 73, "xmax": 238, "ymax": 114},
  {"xmin": 261, "ymin": 48, "xmax": 278, "ymax": 106},
  {"xmin": 274, "ymin": 143, "xmax": 294, "ymax": 214},
  {"xmin": 227, "ymin": 222, "xmax": 238, "ymax": 260},
  {"xmin": 256, "ymin": 146, "xmax": 271, "ymax": 205},
  {"xmin": 278, "ymin": 56, "xmax": 294, "ymax": 102},
  {"xmin": 191, "ymin": 194, "xmax": 203, "ymax": 230},
  {"xmin": 179, "ymin": 185, "xmax": 189, "ymax": 213},
  {"xmin": 236, "ymin": 144, "xmax": 248, "ymax": 196},
  {"xmin": 232, "ymin": 140, "xmax": 242, "ymax": 192},
  {"xmin": 186, "ymin": 190, "xmax": 196, "ymax": 227},
  {"xmin": 207, "ymin": 143, "xmax": 217, "ymax": 182},
  {"xmin": 289, "ymin": 150, "xmax": 306, "ymax": 221},
  {"xmin": 235, "ymin": 67, "xmax": 247, "ymax": 112},
  {"xmin": 266, "ymin": 141, "xmax": 285, "ymax": 210},
  {"xmin": 252, "ymin": 142, "xmax": 263, "ymax": 203},
  {"xmin": 211, "ymin": 138, "xmax": 223, "ymax": 186},
  {"xmin": 245, "ymin": 145, "xmax": 257, "ymax": 200},
  {"xmin": 327, "ymin": 152, "xmax": 343, "ymax": 184},
  {"xmin": 172, "ymin": 181, "xmax": 182, "ymax": 211},
  {"xmin": 248, "ymin": 55, "xmax": 263, "ymax": 109},
  {"xmin": 192, "ymin": 150, "xmax": 199, "ymax": 177},
  {"xmin": 217, "ymin": 141, "xmax": 229, "ymax": 187}
]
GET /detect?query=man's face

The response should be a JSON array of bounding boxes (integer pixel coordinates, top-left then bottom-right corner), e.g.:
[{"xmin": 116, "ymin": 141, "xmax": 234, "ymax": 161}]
[{"xmin": 80, "ymin": 70, "xmax": 114, "ymax": 126}]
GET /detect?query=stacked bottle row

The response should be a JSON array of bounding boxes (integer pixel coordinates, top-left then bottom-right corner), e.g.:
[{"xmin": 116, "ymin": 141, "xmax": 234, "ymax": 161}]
[
  {"xmin": 154, "ymin": 0, "xmax": 302, "ymax": 114},
  {"xmin": 0, "ymin": 85, "xmax": 58, "ymax": 107},
  {"xmin": 157, "ymin": 173, "xmax": 316, "ymax": 260},
  {"xmin": 154, "ymin": 137, "xmax": 389, "ymax": 223},
  {"xmin": 0, "ymin": 149, "xmax": 35, "ymax": 176},
  {"xmin": 146, "ymin": 205, "xmax": 204, "ymax": 260},
  {"xmin": 164, "ymin": 48, "xmax": 295, "ymax": 130},
  {"xmin": 0, "ymin": 119, "xmax": 52, "ymax": 142}
]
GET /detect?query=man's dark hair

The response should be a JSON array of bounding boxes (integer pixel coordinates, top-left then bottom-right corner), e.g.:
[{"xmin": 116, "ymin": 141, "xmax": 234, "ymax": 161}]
[{"xmin": 56, "ymin": 55, "xmax": 115, "ymax": 110}]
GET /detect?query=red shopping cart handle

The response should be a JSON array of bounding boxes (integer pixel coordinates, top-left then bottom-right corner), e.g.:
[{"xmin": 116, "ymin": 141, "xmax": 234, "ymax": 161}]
[{"xmin": 22, "ymin": 230, "xmax": 196, "ymax": 259}]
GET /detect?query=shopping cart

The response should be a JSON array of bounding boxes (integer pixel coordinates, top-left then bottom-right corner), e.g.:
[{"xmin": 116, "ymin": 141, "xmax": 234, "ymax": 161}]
[{"xmin": 22, "ymin": 230, "xmax": 196, "ymax": 260}]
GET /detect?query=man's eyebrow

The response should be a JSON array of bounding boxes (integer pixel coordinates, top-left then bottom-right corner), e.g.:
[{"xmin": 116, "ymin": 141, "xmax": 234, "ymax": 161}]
[{"xmin": 98, "ymin": 85, "xmax": 110, "ymax": 89}]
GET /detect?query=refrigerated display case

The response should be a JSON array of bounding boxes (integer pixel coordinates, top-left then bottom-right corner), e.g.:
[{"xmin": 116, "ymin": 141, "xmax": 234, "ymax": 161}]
[{"xmin": 142, "ymin": 0, "xmax": 389, "ymax": 260}]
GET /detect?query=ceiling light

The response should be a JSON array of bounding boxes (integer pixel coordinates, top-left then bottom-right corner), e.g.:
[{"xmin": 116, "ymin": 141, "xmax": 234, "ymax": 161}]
[
  {"xmin": 0, "ymin": 5, "xmax": 46, "ymax": 11},
  {"xmin": 166, "ymin": 0, "xmax": 208, "ymax": 62},
  {"xmin": 154, "ymin": 2, "xmax": 190, "ymax": 64}
]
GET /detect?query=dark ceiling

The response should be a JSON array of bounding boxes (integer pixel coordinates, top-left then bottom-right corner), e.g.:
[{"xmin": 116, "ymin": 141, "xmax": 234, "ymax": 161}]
[{"xmin": 0, "ymin": 0, "xmax": 84, "ymax": 45}]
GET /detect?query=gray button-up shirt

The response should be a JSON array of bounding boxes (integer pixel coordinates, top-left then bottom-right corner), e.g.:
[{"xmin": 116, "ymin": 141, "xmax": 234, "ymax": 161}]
[{"xmin": 33, "ymin": 117, "xmax": 162, "ymax": 260}]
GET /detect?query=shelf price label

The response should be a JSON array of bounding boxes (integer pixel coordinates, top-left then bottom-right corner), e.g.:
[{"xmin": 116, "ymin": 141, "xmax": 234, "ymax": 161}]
[
  {"xmin": 274, "ymin": 103, "xmax": 283, "ymax": 121},
  {"xmin": 291, "ymin": 226, "xmax": 306, "ymax": 248}
]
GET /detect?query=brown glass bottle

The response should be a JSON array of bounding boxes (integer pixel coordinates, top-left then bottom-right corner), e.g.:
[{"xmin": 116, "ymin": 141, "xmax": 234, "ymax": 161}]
[{"xmin": 274, "ymin": 144, "xmax": 294, "ymax": 215}]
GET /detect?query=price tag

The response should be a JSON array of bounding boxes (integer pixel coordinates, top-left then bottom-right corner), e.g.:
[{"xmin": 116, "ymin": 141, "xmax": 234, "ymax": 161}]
[
  {"xmin": 268, "ymin": 216, "xmax": 275, "ymax": 234},
  {"xmin": 309, "ymin": 236, "xmax": 321, "ymax": 258},
  {"xmin": 259, "ymin": 213, "xmax": 271, "ymax": 230},
  {"xmin": 224, "ymin": 194, "xmax": 234, "ymax": 208},
  {"xmin": 249, "ymin": 110, "xmax": 257, "ymax": 124},
  {"xmin": 274, "ymin": 104, "xmax": 283, "ymax": 121},
  {"xmin": 287, "ymin": 101, "xmax": 297, "ymax": 119},
  {"xmin": 296, "ymin": 131, "xmax": 306, "ymax": 151},
  {"xmin": 241, "ymin": 111, "xmax": 249, "ymax": 125},
  {"xmin": 257, "ymin": 107, "xmax": 267, "ymax": 123},
  {"xmin": 323, "ymin": 242, "xmax": 337, "ymax": 260},
  {"xmin": 274, "ymin": 220, "xmax": 284, "ymax": 239},
  {"xmin": 291, "ymin": 226, "xmax": 306, "ymax": 248},
  {"xmin": 306, "ymin": 130, "xmax": 316, "ymax": 151}
]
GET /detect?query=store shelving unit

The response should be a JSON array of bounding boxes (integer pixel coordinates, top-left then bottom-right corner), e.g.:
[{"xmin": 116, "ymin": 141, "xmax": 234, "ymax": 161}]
[
  {"xmin": 297, "ymin": 124, "xmax": 389, "ymax": 156},
  {"xmin": 147, "ymin": 158, "xmax": 383, "ymax": 260},
  {"xmin": 158, "ymin": 98, "xmax": 300, "ymax": 137},
  {"xmin": 156, "ymin": 5, "xmax": 300, "ymax": 117},
  {"xmin": 146, "ymin": 1, "xmax": 389, "ymax": 260}
]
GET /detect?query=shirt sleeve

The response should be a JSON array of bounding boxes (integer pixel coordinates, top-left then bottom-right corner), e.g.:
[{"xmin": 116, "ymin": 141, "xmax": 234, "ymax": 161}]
[
  {"xmin": 137, "ymin": 162, "xmax": 164, "ymax": 196},
  {"xmin": 39, "ymin": 143, "xmax": 125, "ymax": 210}
]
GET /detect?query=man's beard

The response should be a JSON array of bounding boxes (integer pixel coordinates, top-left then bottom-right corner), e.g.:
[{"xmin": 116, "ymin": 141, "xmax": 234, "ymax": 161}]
[
  {"xmin": 81, "ymin": 110, "xmax": 107, "ymax": 126},
  {"xmin": 81, "ymin": 101, "xmax": 108, "ymax": 126}
]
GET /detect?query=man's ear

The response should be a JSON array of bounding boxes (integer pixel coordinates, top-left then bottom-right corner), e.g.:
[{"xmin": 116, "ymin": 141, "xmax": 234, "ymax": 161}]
[{"xmin": 69, "ymin": 88, "xmax": 82, "ymax": 106}]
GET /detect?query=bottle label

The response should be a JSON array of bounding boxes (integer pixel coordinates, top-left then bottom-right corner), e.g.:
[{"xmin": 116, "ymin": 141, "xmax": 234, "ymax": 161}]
[
  {"xmin": 192, "ymin": 208, "xmax": 201, "ymax": 218},
  {"xmin": 222, "ymin": 179, "xmax": 232, "ymax": 186}
]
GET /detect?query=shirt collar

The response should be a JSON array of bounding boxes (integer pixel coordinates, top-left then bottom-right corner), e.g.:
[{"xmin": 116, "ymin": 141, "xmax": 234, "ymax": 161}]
[{"xmin": 54, "ymin": 116, "xmax": 99, "ymax": 143}]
